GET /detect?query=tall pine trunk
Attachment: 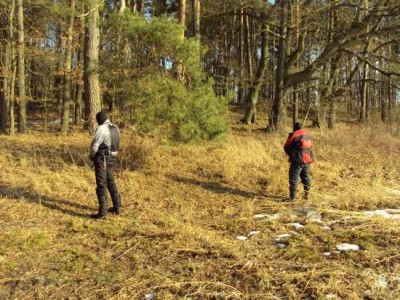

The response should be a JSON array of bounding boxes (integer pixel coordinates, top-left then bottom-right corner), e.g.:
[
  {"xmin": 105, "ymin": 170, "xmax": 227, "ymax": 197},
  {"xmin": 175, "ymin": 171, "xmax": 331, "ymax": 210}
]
[
  {"xmin": 174, "ymin": 0, "xmax": 186, "ymax": 81},
  {"xmin": 268, "ymin": 0, "xmax": 287, "ymax": 131},
  {"xmin": 61, "ymin": 0, "xmax": 75, "ymax": 133},
  {"xmin": 243, "ymin": 20, "xmax": 268, "ymax": 124},
  {"xmin": 84, "ymin": 0, "xmax": 101, "ymax": 133},
  {"xmin": 16, "ymin": 0, "xmax": 26, "ymax": 133},
  {"xmin": 0, "ymin": 0, "xmax": 14, "ymax": 133}
]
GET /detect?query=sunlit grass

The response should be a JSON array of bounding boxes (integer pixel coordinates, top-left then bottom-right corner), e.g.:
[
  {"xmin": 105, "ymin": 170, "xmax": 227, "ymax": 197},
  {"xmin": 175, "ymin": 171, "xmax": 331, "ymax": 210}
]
[{"xmin": 0, "ymin": 120, "xmax": 399, "ymax": 298}]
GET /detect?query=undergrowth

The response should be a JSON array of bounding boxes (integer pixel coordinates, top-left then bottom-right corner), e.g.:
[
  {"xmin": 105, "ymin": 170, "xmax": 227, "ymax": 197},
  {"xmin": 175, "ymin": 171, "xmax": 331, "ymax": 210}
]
[{"xmin": 0, "ymin": 118, "xmax": 399, "ymax": 299}]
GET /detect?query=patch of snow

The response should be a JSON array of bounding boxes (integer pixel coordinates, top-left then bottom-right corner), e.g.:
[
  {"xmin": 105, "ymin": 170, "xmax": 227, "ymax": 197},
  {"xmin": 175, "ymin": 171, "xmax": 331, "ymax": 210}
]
[
  {"xmin": 325, "ymin": 294, "xmax": 338, "ymax": 299},
  {"xmin": 275, "ymin": 233, "xmax": 291, "ymax": 241},
  {"xmin": 320, "ymin": 225, "xmax": 332, "ymax": 231},
  {"xmin": 364, "ymin": 209, "xmax": 400, "ymax": 219},
  {"xmin": 323, "ymin": 252, "xmax": 331, "ymax": 256},
  {"xmin": 237, "ymin": 236, "xmax": 248, "ymax": 241},
  {"xmin": 376, "ymin": 275, "xmax": 388, "ymax": 289},
  {"xmin": 289, "ymin": 222, "xmax": 305, "ymax": 230},
  {"xmin": 276, "ymin": 243, "xmax": 287, "ymax": 249},
  {"xmin": 248, "ymin": 231, "xmax": 261, "ymax": 236},
  {"xmin": 144, "ymin": 293, "xmax": 157, "ymax": 300},
  {"xmin": 336, "ymin": 243, "xmax": 359, "ymax": 251},
  {"xmin": 253, "ymin": 214, "xmax": 267, "ymax": 219},
  {"xmin": 303, "ymin": 207, "xmax": 323, "ymax": 222},
  {"xmin": 384, "ymin": 187, "xmax": 400, "ymax": 196},
  {"xmin": 253, "ymin": 213, "xmax": 280, "ymax": 220}
]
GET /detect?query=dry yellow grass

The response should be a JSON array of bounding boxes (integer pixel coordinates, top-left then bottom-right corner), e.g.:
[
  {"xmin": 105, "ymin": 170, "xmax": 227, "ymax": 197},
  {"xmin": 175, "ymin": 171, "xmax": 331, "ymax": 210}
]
[{"xmin": 0, "ymin": 114, "xmax": 400, "ymax": 299}]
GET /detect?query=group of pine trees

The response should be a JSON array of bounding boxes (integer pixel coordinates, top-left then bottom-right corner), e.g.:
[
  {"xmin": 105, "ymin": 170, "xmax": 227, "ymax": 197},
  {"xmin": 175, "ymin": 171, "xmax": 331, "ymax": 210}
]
[{"xmin": 0, "ymin": 0, "xmax": 399, "ymax": 140}]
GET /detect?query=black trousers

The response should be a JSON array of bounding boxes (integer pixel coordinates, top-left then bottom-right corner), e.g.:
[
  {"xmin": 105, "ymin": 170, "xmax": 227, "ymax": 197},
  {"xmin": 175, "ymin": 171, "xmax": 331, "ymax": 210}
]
[
  {"xmin": 289, "ymin": 163, "xmax": 311, "ymax": 200},
  {"xmin": 94, "ymin": 155, "xmax": 120, "ymax": 215}
]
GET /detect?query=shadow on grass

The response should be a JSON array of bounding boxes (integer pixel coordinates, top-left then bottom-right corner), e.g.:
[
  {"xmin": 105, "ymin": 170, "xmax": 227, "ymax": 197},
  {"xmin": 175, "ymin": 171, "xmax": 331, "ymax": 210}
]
[
  {"xmin": 170, "ymin": 175, "xmax": 285, "ymax": 201},
  {"xmin": 0, "ymin": 184, "xmax": 93, "ymax": 218}
]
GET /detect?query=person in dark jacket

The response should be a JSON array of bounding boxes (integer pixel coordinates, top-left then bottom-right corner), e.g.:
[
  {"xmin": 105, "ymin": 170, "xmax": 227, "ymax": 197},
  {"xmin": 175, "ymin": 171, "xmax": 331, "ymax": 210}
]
[
  {"xmin": 90, "ymin": 111, "xmax": 122, "ymax": 219},
  {"xmin": 283, "ymin": 122, "xmax": 313, "ymax": 201}
]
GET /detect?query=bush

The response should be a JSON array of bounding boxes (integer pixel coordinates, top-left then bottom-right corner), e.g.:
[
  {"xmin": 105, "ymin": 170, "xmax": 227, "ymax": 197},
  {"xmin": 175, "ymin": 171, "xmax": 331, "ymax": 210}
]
[{"xmin": 133, "ymin": 75, "xmax": 228, "ymax": 143}]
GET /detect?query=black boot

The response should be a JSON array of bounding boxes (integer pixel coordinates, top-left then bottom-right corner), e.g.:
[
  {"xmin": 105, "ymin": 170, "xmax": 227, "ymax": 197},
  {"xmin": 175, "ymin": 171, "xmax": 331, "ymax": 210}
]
[
  {"xmin": 289, "ymin": 186, "xmax": 296, "ymax": 202},
  {"xmin": 109, "ymin": 192, "xmax": 121, "ymax": 215},
  {"xmin": 91, "ymin": 196, "xmax": 107, "ymax": 219},
  {"xmin": 304, "ymin": 186, "xmax": 310, "ymax": 200}
]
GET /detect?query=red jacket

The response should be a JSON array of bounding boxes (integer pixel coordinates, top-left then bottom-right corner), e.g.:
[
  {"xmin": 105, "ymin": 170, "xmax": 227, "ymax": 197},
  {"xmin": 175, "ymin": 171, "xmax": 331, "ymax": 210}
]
[{"xmin": 284, "ymin": 129, "xmax": 313, "ymax": 165}]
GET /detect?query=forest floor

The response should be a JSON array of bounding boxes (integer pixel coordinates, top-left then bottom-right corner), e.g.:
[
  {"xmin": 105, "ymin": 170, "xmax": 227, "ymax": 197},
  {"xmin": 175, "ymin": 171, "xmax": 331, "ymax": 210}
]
[{"xmin": 1, "ymin": 108, "xmax": 400, "ymax": 299}]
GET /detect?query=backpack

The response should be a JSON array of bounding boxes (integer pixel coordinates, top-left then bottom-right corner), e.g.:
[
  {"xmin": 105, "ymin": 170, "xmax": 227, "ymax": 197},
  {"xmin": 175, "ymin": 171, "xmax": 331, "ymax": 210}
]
[
  {"xmin": 109, "ymin": 124, "xmax": 120, "ymax": 154},
  {"xmin": 297, "ymin": 135, "xmax": 314, "ymax": 164},
  {"xmin": 285, "ymin": 129, "xmax": 314, "ymax": 165}
]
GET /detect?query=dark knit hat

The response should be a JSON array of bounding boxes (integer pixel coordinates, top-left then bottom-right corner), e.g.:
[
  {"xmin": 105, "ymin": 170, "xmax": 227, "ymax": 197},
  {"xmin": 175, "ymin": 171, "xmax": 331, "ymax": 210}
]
[
  {"xmin": 96, "ymin": 111, "xmax": 108, "ymax": 125},
  {"xmin": 293, "ymin": 122, "xmax": 302, "ymax": 131}
]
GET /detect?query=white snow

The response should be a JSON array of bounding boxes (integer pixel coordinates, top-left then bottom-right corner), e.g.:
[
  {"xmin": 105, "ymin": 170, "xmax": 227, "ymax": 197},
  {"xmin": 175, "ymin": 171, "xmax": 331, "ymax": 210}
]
[
  {"xmin": 276, "ymin": 243, "xmax": 287, "ymax": 249},
  {"xmin": 275, "ymin": 233, "xmax": 291, "ymax": 241},
  {"xmin": 248, "ymin": 231, "xmax": 261, "ymax": 236},
  {"xmin": 253, "ymin": 213, "xmax": 280, "ymax": 220},
  {"xmin": 289, "ymin": 223, "xmax": 305, "ymax": 230},
  {"xmin": 364, "ymin": 209, "xmax": 400, "ymax": 219},
  {"xmin": 376, "ymin": 275, "xmax": 388, "ymax": 288},
  {"xmin": 336, "ymin": 243, "xmax": 360, "ymax": 251}
]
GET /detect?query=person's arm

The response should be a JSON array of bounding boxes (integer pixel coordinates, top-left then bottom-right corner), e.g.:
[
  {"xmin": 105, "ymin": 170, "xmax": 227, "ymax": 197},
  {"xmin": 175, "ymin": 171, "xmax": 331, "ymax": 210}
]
[
  {"xmin": 284, "ymin": 133, "xmax": 293, "ymax": 156},
  {"xmin": 90, "ymin": 126, "xmax": 104, "ymax": 159}
]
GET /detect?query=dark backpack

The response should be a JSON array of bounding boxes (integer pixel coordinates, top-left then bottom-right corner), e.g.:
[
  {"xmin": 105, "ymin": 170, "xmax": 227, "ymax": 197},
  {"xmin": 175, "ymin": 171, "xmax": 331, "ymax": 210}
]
[
  {"xmin": 296, "ymin": 135, "xmax": 314, "ymax": 164},
  {"xmin": 285, "ymin": 129, "xmax": 314, "ymax": 165},
  {"xmin": 109, "ymin": 124, "xmax": 120, "ymax": 153}
]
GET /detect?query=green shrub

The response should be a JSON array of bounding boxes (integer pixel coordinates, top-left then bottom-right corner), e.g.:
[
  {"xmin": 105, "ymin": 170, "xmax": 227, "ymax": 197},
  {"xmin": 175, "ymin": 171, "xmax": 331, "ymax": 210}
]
[{"xmin": 134, "ymin": 75, "xmax": 228, "ymax": 142}]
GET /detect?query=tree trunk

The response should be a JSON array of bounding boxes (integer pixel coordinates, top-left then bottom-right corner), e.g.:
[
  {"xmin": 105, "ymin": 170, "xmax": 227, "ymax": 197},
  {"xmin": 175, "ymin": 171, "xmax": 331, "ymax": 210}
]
[
  {"xmin": 84, "ymin": 0, "xmax": 101, "ymax": 133},
  {"xmin": 16, "ymin": 0, "xmax": 26, "ymax": 133},
  {"xmin": 138, "ymin": 0, "xmax": 145, "ymax": 14},
  {"xmin": 192, "ymin": 0, "xmax": 200, "ymax": 38},
  {"xmin": 359, "ymin": 0, "xmax": 370, "ymax": 124},
  {"xmin": 74, "ymin": 14, "xmax": 85, "ymax": 125},
  {"xmin": 174, "ymin": 0, "xmax": 186, "ymax": 81},
  {"xmin": 245, "ymin": 14, "xmax": 253, "ymax": 80},
  {"xmin": 291, "ymin": 0, "xmax": 300, "ymax": 124},
  {"xmin": 268, "ymin": 0, "xmax": 287, "ymax": 131},
  {"xmin": 243, "ymin": 20, "xmax": 268, "ymax": 124},
  {"xmin": 0, "ymin": 0, "xmax": 14, "ymax": 133},
  {"xmin": 237, "ymin": 4, "xmax": 245, "ymax": 104},
  {"xmin": 119, "ymin": 0, "xmax": 126, "ymax": 13},
  {"xmin": 10, "ymin": 59, "xmax": 17, "ymax": 135},
  {"xmin": 61, "ymin": 0, "xmax": 75, "ymax": 133}
]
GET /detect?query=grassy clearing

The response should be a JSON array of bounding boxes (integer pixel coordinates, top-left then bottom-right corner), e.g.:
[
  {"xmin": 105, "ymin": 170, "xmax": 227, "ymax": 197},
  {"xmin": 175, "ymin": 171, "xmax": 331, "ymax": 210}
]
[{"xmin": 0, "ymin": 116, "xmax": 400, "ymax": 299}]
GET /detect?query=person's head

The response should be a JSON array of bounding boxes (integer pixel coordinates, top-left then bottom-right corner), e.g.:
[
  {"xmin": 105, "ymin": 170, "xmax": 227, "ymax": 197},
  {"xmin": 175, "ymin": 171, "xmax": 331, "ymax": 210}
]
[
  {"xmin": 96, "ymin": 111, "xmax": 109, "ymax": 125},
  {"xmin": 293, "ymin": 122, "xmax": 302, "ymax": 131}
]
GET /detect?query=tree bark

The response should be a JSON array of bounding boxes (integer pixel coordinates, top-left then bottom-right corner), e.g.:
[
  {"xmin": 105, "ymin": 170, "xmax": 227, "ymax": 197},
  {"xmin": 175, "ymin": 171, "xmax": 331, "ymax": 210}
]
[
  {"xmin": 359, "ymin": 0, "xmax": 370, "ymax": 124},
  {"xmin": 268, "ymin": 0, "xmax": 287, "ymax": 131},
  {"xmin": 0, "ymin": 0, "xmax": 15, "ymax": 133},
  {"xmin": 84, "ymin": 0, "xmax": 101, "ymax": 133},
  {"xmin": 74, "ymin": 15, "xmax": 85, "ymax": 125},
  {"xmin": 16, "ymin": 0, "xmax": 26, "ymax": 133},
  {"xmin": 61, "ymin": 0, "xmax": 75, "ymax": 133},
  {"xmin": 119, "ymin": 0, "xmax": 126, "ymax": 13},
  {"xmin": 192, "ymin": 0, "xmax": 200, "ymax": 37},
  {"xmin": 243, "ymin": 20, "xmax": 268, "ymax": 124},
  {"xmin": 174, "ymin": 0, "xmax": 186, "ymax": 81},
  {"xmin": 237, "ymin": 4, "xmax": 245, "ymax": 103}
]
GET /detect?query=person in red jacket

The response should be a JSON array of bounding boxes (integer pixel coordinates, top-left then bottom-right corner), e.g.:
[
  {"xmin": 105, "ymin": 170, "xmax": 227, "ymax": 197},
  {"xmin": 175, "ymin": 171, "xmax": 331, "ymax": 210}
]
[{"xmin": 284, "ymin": 122, "xmax": 313, "ymax": 201}]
